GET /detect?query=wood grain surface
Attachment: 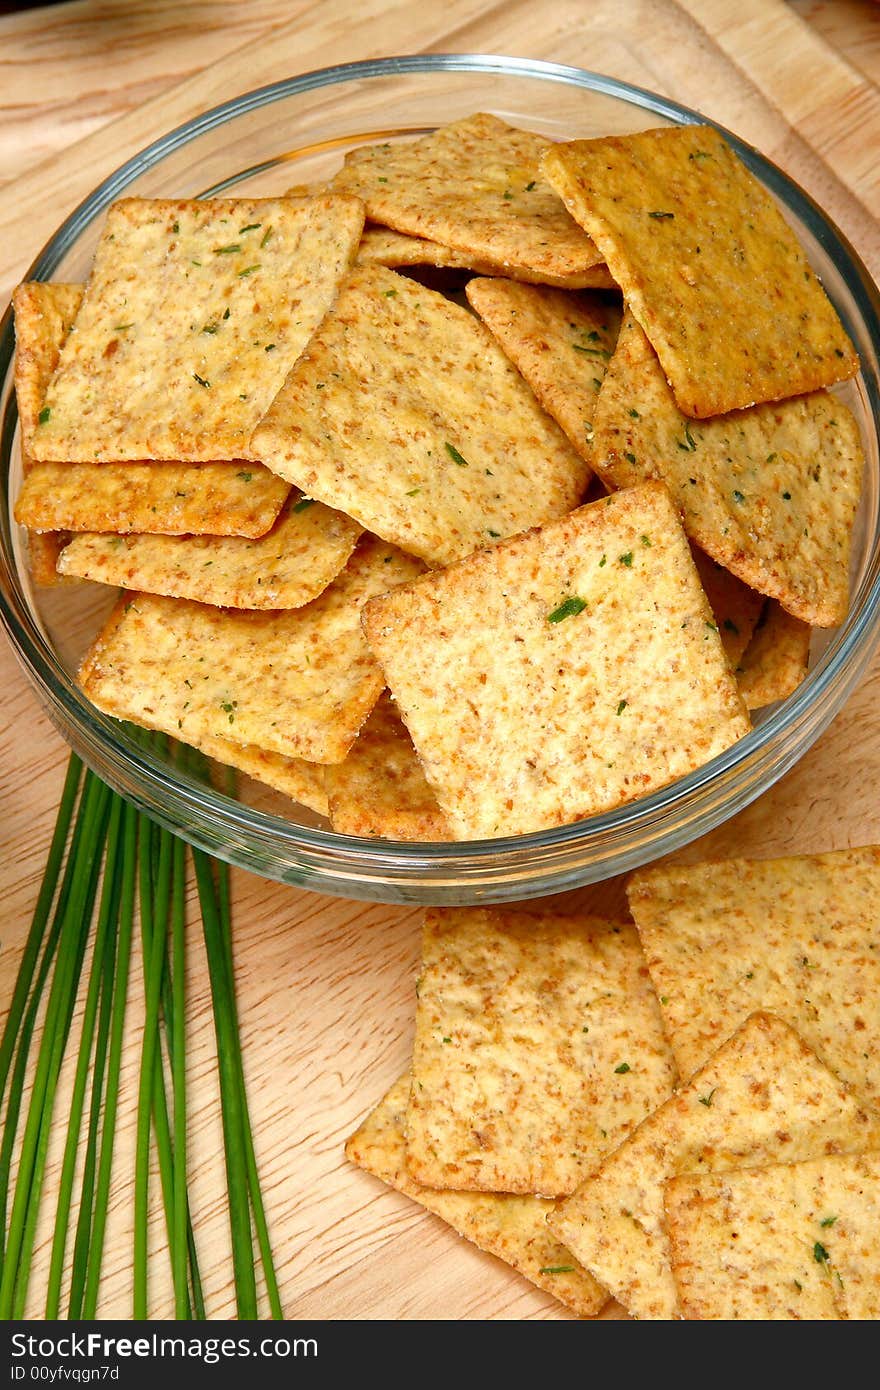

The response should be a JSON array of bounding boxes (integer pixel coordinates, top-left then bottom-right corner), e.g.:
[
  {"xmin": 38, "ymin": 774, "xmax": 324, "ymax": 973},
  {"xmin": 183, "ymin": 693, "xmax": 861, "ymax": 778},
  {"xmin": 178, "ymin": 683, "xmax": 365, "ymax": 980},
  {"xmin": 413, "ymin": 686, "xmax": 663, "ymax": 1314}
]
[{"xmin": 1, "ymin": 0, "xmax": 880, "ymax": 1322}]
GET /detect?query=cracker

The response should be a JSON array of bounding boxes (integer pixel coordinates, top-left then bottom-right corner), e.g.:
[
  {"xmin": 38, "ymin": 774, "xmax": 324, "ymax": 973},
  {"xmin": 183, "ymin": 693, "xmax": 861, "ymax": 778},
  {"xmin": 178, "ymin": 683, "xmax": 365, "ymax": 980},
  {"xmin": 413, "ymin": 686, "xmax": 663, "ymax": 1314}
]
[
  {"xmin": 251, "ymin": 264, "xmax": 589, "ymax": 567},
  {"xmin": 666, "ymin": 1151, "xmax": 880, "ymax": 1319},
  {"xmin": 193, "ymin": 733, "xmax": 328, "ymax": 816},
  {"xmin": 736, "ymin": 600, "xmax": 811, "ymax": 708},
  {"xmin": 587, "ymin": 313, "xmax": 862, "ymax": 626},
  {"xmin": 541, "ymin": 124, "xmax": 859, "ymax": 417},
  {"xmin": 332, "ymin": 114, "xmax": 604, "ymax": 281},
  {"xmin": 357, "ymin": 225, "xmax": 617, "ymax": 290},
  {"xmin": 407, "ymin": 907, "xmax": 677, "ymax": 1196},
  {"xmin": 363, "ymin": 482, "xmax": 751, "ymax": 839},
  {"xmin": 56, "ymin": 493, "xmax": 361, "ymax": 609},
  {"xmin": 15, "ymin": 461, "xmax": 290, "ymax": 539},
  {"xmin": 324, "ymin": 692, "xmax": 451, "ymax": 840},
  {"xmin": 345, "ymin": 1074, "xmax": 609, "ymax": 1318},
  {"xmin": 31, "ymin": 195, "xmax": 365, "ymax": 462},
  {"xmin": 13, "ymin": 281, "xmax": 83, "ymax": 582},
  {"xmin": 548, "ymin": 1012, "xmax": 880, "ymax": 1320},
  {"xmin": 464, "ymin": 277, "xmax": 622, "ymax": 464},
  {"xmin": 690, "ymin": 548, "xmax": 764, "ymax": 669},
  {"xmin": 627, "ymin": 844, "xmax": 880, "ymax": 1105},
  {"xmin": 78, "ymin": 537, "xmax": 423, "ymax": 763}
]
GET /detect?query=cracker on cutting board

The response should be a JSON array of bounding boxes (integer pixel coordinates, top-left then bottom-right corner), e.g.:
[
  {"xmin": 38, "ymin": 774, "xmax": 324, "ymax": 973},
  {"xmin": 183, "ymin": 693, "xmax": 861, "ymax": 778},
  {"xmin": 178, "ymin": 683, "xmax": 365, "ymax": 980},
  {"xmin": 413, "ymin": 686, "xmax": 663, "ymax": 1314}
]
[
  {"xmin": 627, "ymin": 844, "xmax": 880, "ymax": 1105},
  {"xmin": 406, "ymin": 907, "xmax": 677, "ymax": 1197},
  {"xmin": 736, "ymin": 600, "xmax": 811, "ymax": 709},
  {"xmin": 541, "ymin": 124, "xmax": 859, "ymax": 417},
  {"xmin": 345, "ymin": 1074, "xmax": 609, "ymax": 1318},
  {"xmin": 78, "ymin": 536, "xmax": 423, "ymax": 764},
  {"xmin": 356, "ymin": 225, "xmax": 617, "ymax": 290},
  {"xmin": 12, "ymin": 281, "xmax": 83, "ymax": 583},
  {"xmin": 666, "ymin": 1150, "xmax": 880, "ymax": 1320},
  {"xmin": 548, "ymin": 1012, "xmax": 880, "ymax": 1321},
  {"xmin": 690, "ymin": 548, "xmax": 765, "ymax": 669},
  {"xmin": 332, "ymin": 113, "xmax": 604, "ymax": 281},
  {"xmin": 250, "ymin": 263, "xmax": 589, "ymax": 567},
  {"xmin": 56, "ymin": 493, "xmax": 361, "ymax": 609},
  {"xmin": 464, "ymin": 276, "xmax": 622, "ymax": 464},
  {"xmin": 324, "ymin": 692, "xmax": 451, "ymax": 840},
  {"xmin": 363, "ymin": 482, "xmax": 751, "ymax": 840},
  {"xmin": 587, "ymin": 312, "xmax": 862, "ymax": 627},
  {"xmin": 30, "ymin": 195, "xmax": 365, "ymax": 463}
]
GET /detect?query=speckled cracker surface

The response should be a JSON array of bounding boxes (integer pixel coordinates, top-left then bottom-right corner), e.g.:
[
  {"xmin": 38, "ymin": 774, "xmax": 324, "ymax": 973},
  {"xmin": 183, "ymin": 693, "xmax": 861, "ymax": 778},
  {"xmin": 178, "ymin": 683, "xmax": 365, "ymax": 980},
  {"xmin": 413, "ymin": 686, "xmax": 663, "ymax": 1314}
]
[
  {"xmin": 57, "ymin": 494, "xmax": 361, "ymax": 609},
  {"xmin": 588, "ymin": 313, "xmax": 862, "ymax": 626},
  {"xmin": 627, "ymin": 845, "xmax": 880, "ymax": 1105},
  {"xmin": 190, "ymin": 733, "xmax": 328, "ymax": 816},
  {"xmin": 251, "ymin": 264, "xmax": 588, "ymax": 566},
  {"xmin": 541, "ymin": 124, "xmax": 859, "ymax": 417},
  {"xmin": 666, "ymin": 1151, "xmax": 880, "ymax": 1320},
  {"xmin": 363, "ymin": 482, "xmax": 751, "ymax": 839},
  {"xmin": 465, "ymin": 277, "xmax": 622, "ymax": 464},
  {"xmin": 15, "ymin": 460, "xmax": 290, "ymax": 539},
  {"xmin": 31, "ymin": 195, "xmax": 365, "ymax": 462},
  {"xmin": 406, "ymin": 908, "xmax": 677, "ymax": 1197},
  {"xmin": 357, "ymin": 225, "xmax": 616, "ymax": 290},
  {"xmin": 548, "ymin": 1012, "xmax": 880, "ymax": 1320},
  {"xmin": 332, "ymin": 113, "xmax": 604, "ymax": 280},
  {"xmin": 325, "ymin": 692, "xmax": 451, "ymax": 840},
  {"xmin": 345, "ymin": 1074, "xmax": 609, "ymax": 1318},
  {"xmin": 13, "ymin": 281, "xmax": 82, "ymax": 582},
  {"xmin": 78, "ymin": 537, "xmax": 423, "ymax": 763},
  {"xmin": 691, "ymin": 549, "xmax": 764, "ymax": 669},
  {"xmin": 736, "ymin": 601, "xmax": 811, "ymax": 709}
]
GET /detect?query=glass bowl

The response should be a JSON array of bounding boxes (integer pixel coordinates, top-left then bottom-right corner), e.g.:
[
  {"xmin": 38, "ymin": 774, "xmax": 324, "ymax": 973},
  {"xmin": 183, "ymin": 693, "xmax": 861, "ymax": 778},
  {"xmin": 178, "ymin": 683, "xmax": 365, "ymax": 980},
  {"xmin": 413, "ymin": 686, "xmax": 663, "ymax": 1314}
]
[{"xmin": 2, "ymin": 55, "xmax": 880, "ymax": 905}]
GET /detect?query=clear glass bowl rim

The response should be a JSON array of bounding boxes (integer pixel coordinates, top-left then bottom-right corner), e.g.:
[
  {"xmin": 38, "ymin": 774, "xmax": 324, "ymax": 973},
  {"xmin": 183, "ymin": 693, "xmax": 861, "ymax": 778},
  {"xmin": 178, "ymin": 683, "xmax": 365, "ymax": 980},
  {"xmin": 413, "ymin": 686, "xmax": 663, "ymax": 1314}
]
[{"xmin": 2, "ymin": 52, "xmax": 880, "ymax": 897}]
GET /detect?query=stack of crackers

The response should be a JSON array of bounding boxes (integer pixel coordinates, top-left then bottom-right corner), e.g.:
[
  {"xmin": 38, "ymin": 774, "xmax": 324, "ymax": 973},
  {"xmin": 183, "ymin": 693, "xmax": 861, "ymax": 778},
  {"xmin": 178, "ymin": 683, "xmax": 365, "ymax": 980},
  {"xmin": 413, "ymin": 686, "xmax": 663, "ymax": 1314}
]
[
  {"xmin": 346, "ymin": 844, "xmax": 880, "ymax": 1318},
  {"xmin": 13, "ymin": 114, "xmax": 863, "ymax": 840}
]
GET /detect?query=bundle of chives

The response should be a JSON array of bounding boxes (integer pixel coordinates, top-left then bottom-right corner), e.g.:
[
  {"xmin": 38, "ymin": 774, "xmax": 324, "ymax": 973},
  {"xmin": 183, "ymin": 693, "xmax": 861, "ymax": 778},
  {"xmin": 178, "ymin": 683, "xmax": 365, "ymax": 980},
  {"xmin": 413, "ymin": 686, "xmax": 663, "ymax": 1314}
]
[{"xmin": 0, "ymin": 750, "xmax": 282, "ymax": 1319}]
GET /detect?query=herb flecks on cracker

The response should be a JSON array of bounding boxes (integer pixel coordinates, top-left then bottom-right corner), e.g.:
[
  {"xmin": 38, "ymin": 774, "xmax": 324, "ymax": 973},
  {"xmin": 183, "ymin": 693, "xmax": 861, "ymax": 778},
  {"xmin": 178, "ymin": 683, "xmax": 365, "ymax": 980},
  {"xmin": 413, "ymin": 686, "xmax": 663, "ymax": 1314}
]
[{"xmin": 541, "ymin": 124, "xmax": 859, "ymax": 417}]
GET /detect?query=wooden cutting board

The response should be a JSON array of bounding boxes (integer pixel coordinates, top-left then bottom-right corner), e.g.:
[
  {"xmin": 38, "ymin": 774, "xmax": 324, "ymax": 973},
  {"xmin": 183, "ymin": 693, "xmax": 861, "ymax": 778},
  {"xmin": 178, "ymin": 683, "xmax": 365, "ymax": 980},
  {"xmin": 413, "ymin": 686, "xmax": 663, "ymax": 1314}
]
[{"xmin": 2, "ymin": 0, "xmax": 880, "ymax": 1321}]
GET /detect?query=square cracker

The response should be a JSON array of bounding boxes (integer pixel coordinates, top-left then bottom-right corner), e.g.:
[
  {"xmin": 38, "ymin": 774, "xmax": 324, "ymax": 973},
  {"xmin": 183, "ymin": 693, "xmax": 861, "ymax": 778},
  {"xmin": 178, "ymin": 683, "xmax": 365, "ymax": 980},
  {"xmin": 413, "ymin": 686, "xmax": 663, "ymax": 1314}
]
[
  {"xmin": 30, "ymin": 194, "xmax": 365, "ymax": 462},
  {"xmin": 548, "ymin": 1012, "xmax": 880, "ymax": 1320},
  {"xmin": 345, "ymin": 1074, "xmax": 609, "ymax": 1318},
  {"xmin": 332, "ymin": 113, "xmax": 604, "ymax": 281},
  {"xmin": 56, "ymin": 493, "xmax": 361, "ymax": 609},
  {"xmin": 406, "ymin": 908, "xmax": 677, "ymax": 1196},
  {"xmin": 77, "ymin": 536, "xmax": 423, "ymax": 764},
  {"xmin": 356, "ymin": 225, "xmax": 617, "ymax": 290},
  {"xmin": 588, "ymin": 312, "xmax": 862, "ymax": 627},
  {"xmin": 464, "ymin": 277, "xmax": 622, "ymax": 465},
  {"xmin": 13, "ymin": 281, "xmax": 82, "ymax": 582},
  {"xmin": 251, "ymin": 263, "xmax": 589, "ymax": 567},
  {"xmin": 691, "ymin": 548, "xmax": 764, "ymax": 669},
  {"xmin": 363, "ymin": 482, "xmax": 751, "ymax": 840},
  {"xmin": 666, "ymin": 1151, "xmax": 880, "ymax": 1320},
  {"xmin": 627, "ymin": 844, "xmax": 880, "ymax": 1105},
  {"xmin": 736, "ymin": 600, "xmax": 811, "ymax": 709},
  {"xmin": 192, "ymin": 733, "xmax": 328, "ymax": 817},
  {"xmin": 324, "ymin": 692, "xmax": 451, "ymax": 840},
  {"xmin": 13, "ymin": 281, "xmax": 289, "ymax": 538},
  {"xmin": 541, "ymin": 124, "xmax": 859, "ymax": 417}
]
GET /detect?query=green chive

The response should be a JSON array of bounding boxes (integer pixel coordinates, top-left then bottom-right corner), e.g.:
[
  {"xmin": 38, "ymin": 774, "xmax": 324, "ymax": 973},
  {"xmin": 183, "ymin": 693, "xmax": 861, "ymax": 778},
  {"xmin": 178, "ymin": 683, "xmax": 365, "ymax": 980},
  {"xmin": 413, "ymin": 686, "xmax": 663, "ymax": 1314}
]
[
  {"xmin": 444, "ymin": 441, "xmax": 469, "ymax": 467},
  {"xmin": 548, "ymin": 596, "xmax": 587, "ymax": 623}
]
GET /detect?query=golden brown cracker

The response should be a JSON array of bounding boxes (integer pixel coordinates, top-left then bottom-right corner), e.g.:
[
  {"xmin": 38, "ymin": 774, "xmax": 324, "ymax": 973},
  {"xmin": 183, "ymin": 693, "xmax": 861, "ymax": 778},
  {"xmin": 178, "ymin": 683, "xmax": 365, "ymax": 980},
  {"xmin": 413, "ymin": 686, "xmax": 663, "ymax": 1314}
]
[
  {"xmin": 406, "ymin": 907, "xmax": 677, "ymax": 1196},
  {"xmin": 357, "ymin": 225, "xmax": 616, "ymax": 290},
  {"xmin": 548, "ymin": 1012, "xmax": 880, "ymax": 1320},
  {"xmin": 363, "ymin": 483, "xmax": 751, "ymax": 840},
  {"xmin": 691, "ymin": 548, "xmax": 764, "ymax": 668},
  {"xmin": 251, "ymin": 264, "xmax": 589, "ymax": 567},
  {"xmin": 587, "ymin": 312, "xmax": 861, "ymax": 626},
  {"xmin": 541, "ymin": 124, "xmax": 859, "ymax": 416},
  {"xmin": 346, "ymin": 1075, "xmax": 609, "ymax": 1318},
  {"xmin": 31, "ymin": 195, "xmax": 365, "ymax": 462},
  {"xmin": 627, "ymin": 845, "xmax": 880, "ymax": 1104},
  {"xmin": 333, "ymin": 114, "xmax": 603, "ymax": 280},
  {"xmin": 736, "ymin": 600, "xmax": 811, "ymax": 709}
]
